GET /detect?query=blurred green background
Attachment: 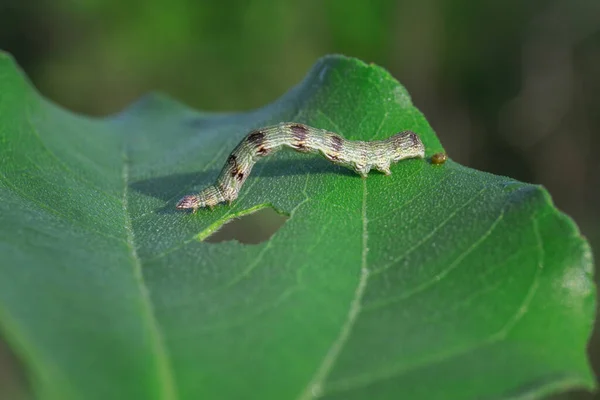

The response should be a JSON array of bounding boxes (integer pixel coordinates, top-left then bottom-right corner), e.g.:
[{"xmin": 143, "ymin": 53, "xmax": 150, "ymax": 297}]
[{"xmin": 0, "ymin": 0, "xmax": 598, "ymax": 398}]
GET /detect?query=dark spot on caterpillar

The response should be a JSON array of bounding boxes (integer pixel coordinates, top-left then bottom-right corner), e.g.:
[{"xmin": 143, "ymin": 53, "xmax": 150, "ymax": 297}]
[
  {"xmin": 290, "ymin": 123, "xmax": 308, "ymax": 137},
  {"xmin": 236, "ymin": 172, "xmax": 244, "ymax": 181},
  {"xmin": 227, "ymin": 154, "xmax": 237, "ymax": 167},
  {"xmin": 293, "ymin": 142, "xmax": 309, "ymax": 152},
  {"xmin": 407, "ymin": 131, "xmax": 420, "ymax": 147},
  {"xmin": 330, "ymin": 135, "xmax": 344, "ymax": 152},
  {"xmin": 431, "ymin": 152, "xmax": 447, "ymax": 165},
  {"xmin": 247, "ymin": 130, "xmax": 265, "ymax": 147},
  {"xmin": 257, "ymin": 146, "xmax": 270, "ymax": 156},
  {"xmin": 230, "ymin": 167, "xmax": 241, "ymax": 177},
  {"xmin": 291, "ymin": 124, "xmax": 308, "ymax": 149}
]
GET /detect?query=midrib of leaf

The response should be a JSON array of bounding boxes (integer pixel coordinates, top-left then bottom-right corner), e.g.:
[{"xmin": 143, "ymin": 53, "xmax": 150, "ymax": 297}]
[
  {"xmin": 121, "ymin": 144, "xmax": 178, "ymax": 400},
  {"xmin": 297, "ymin": 178, "xmax": 371, "ymax": 399}
]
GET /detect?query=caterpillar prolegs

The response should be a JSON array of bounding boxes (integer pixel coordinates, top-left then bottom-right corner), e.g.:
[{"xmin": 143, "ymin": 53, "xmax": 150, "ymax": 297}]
[{"xmin": 176, "ymin": 122, "xmax": 426, "ymax": 211}]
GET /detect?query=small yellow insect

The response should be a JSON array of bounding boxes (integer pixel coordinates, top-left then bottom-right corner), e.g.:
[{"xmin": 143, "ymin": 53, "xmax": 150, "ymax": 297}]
[{"xmin": 431, "ymin": 152, "xmax": 447, "ymax": 165}]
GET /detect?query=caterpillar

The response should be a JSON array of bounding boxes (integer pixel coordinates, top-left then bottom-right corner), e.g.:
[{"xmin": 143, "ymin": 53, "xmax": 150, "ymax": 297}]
[{"xmin": 176, "ymin": 122, "xmax": 426, "ymax": 211}]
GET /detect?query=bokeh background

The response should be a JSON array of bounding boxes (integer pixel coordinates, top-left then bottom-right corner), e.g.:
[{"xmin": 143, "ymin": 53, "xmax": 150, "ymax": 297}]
[{"xmin": 0, "ymin": 0, "xmax": 598, "ymax": 398}]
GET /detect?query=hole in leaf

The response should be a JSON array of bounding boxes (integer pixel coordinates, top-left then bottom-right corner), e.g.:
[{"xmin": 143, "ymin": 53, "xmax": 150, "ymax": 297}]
[{"xmin": 204, "ymin": 207, "xmax": 288, "ymax": 244}]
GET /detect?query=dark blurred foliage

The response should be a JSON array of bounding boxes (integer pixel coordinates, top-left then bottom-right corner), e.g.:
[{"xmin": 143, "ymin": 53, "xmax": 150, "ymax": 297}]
[{"xmin": 0, "ymin": 0, "xmax": 598, "ymax": 398}]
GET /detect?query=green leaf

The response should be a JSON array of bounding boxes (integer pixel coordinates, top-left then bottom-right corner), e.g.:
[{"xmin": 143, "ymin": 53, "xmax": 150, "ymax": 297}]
[{"xmin": 0, "ymin": 53, "xmax": 596, "ymax": 400}]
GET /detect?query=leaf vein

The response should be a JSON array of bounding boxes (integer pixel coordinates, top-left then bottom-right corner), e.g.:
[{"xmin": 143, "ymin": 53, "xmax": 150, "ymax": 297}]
[
  {"xmin": 296, "ymin": 178, "xmax": 370, "ymax": 399},
  {"xmin": 323, "ymin": 216, "xmax": 545, "ymax": 396},
  {"xmin": 365, "ymin": 201, "xmax": 504, "ymax": 311},
  {"xmin": 372, "ymin": 185, "xmax": 486, "ymax": 274},
  {"xmin": 122, "ymin": 147, "xmax": 179, "ymax": 400}
]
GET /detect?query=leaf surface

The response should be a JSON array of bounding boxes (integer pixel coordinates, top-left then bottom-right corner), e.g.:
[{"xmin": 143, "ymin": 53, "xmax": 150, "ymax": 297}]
[{"xmin": 0, "ymin": 53, "xmax": 596, "ymax": 400}]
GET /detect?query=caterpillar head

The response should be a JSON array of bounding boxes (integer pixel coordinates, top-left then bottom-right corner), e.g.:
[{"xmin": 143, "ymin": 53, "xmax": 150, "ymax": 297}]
[
  {"xmin": 176, "ymin": 195, "xmax": 202, "ymax": 211},
  {"xmin": 389, "ymin": 131, "xmax": 426, "ymax": 162}
]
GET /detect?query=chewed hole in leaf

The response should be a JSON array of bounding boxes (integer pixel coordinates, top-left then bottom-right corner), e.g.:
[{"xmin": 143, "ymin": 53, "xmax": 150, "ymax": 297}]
[{"xmin": 204, "ymin": 207, "xmax": 288, "ymax": 244}]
